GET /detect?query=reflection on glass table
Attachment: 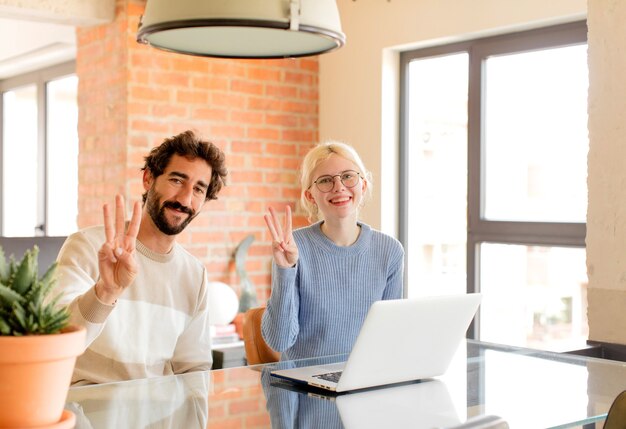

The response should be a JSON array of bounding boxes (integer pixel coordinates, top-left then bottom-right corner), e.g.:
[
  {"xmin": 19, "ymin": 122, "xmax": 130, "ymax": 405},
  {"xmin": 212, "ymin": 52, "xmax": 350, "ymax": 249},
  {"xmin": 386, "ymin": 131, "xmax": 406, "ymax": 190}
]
[
  {"xmin": 66, "ymin": 372, "xmax": 209, "ymax": 429},
  {"xmin": 65, "ymin": 340, "xmax": 626, "ymax": 429},
  {"xmin": 262, "ymin": 365, "xmax": 463, "ymax": 429}
]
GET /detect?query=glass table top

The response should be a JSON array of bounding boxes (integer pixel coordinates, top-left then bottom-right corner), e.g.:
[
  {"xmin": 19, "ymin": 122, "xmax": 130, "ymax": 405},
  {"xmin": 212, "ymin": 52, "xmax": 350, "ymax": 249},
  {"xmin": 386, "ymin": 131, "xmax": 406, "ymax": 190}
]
[{"xmin": 65, "ymin": 340, "xmax": 626, "ymax": 428}]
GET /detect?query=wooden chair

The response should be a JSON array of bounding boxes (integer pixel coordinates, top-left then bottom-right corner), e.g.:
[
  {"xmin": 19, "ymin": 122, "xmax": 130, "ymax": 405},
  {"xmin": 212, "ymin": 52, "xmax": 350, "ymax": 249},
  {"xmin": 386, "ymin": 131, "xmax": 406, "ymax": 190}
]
[
  {"xmin": 604, "ymin": 390, "xmax": 626, "ymax": 429},
  {"xmin": 242, "ymin": 307, "xmax": 280, "ymax": 366}
]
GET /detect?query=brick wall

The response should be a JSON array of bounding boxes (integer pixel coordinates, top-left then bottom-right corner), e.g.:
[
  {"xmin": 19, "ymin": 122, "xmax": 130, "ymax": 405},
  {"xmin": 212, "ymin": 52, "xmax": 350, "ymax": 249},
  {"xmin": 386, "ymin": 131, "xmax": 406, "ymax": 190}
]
[{"xmin": 76, "ymin": 0, "xmax": 317, "ymax": 302}]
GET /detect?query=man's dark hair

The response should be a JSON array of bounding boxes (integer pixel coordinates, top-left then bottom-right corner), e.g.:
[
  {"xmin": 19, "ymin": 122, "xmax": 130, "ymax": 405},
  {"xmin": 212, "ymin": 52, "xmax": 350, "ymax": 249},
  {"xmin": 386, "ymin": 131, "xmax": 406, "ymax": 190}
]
[{"xmin": 141, "ymin": 130, "xmax": 227, "ymax": 203}]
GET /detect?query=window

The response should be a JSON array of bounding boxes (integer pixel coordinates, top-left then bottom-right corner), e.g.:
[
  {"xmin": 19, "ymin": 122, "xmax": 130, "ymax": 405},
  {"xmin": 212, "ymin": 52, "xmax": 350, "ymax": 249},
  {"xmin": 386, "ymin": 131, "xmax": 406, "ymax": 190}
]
[
  {"xmin": 0, "ymin": 62, "xmax": 78, "ymax": 237},
  {"xmin": 400, "ymin": 22, "xmax": 588, "ymax": 351}
]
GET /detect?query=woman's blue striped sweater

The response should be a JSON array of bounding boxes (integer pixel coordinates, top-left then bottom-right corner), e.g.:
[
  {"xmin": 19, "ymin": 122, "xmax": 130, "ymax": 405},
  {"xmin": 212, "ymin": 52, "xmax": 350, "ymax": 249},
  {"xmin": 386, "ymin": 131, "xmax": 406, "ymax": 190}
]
[{"xmin": 261, "ymin": 221, "xmax": 404, "ymax": 361}]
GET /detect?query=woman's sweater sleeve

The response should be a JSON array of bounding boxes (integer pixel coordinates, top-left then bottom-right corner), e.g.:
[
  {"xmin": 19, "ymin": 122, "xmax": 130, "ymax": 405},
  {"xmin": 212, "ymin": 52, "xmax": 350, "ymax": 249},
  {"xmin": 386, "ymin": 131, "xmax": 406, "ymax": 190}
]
[
  {"xmin": 382, "ymin": 241, "xmax": 405, "ymax": 300},
  {"xmin": 261, "ymin": 262, "xmax": 300, "ymax": 352}
]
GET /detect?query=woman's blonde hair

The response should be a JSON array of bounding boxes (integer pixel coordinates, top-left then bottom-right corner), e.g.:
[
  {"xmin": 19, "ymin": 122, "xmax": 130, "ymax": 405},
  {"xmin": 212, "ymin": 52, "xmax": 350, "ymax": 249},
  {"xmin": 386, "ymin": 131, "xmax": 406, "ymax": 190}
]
[{"xmin": 300, "ymin": 141, "xmax": 373, "ymax": 221}]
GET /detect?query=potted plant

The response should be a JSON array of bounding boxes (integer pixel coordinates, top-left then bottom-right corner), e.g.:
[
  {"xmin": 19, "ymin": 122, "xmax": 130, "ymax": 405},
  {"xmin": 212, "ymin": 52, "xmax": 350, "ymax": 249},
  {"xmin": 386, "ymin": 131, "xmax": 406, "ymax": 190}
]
[{"xmin": 0, "ymin": 245, "xmax": 85, "ymax": 428}]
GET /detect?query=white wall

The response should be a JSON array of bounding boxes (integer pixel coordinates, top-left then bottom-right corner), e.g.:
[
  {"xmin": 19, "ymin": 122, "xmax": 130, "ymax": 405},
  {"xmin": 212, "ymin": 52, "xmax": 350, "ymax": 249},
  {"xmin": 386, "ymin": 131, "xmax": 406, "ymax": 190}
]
[
  {"xmin": 586, "ymin": 0, "xmax": 626, "ymax": 344},
  {"xmin": 319, "ymin": 0, "xmax": 586, "ymax": 235}
]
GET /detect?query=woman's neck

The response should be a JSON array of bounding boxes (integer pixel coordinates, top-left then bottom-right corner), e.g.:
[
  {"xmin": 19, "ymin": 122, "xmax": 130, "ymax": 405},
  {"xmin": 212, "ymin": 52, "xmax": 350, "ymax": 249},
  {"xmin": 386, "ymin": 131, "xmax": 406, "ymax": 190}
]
[{"xmin": 320, "ymin": 217, "xmax": 361, "ymax": 247}]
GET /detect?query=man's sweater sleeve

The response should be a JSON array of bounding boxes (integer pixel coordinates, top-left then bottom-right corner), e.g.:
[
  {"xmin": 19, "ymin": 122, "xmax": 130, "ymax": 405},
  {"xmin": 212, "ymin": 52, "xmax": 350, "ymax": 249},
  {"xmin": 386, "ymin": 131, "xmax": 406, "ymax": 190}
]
[
  {"xmin": 55, "ymin": 231, "xmax": 113, "ymax": 347},
  {"xmin": 261, "ymin": 262, "xmax": 300, "ymax": 352}
]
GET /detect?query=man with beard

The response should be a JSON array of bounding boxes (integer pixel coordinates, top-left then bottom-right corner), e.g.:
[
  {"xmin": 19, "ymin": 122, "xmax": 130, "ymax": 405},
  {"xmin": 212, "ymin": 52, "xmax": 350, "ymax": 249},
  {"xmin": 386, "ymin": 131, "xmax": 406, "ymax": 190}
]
[{"xmin": 55, "ymin": 130, "xmax": 227, "ymax": 385}]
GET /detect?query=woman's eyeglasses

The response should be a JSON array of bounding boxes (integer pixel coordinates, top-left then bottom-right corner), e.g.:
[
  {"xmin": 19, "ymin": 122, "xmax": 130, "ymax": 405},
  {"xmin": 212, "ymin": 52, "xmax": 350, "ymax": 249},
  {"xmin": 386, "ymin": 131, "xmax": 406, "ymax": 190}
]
[{"xmin": 311, "ymin": 170, "xmax": 361, "ymax": 193}]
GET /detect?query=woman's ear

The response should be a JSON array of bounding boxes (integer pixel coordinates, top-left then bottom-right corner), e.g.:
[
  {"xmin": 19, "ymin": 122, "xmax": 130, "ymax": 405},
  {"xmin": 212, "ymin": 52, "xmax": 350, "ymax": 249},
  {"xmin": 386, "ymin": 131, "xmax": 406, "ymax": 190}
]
[
  {"xmin": 304, "ymin": 189, "xmax": 316, "ymax": 204},
  {"xmin": 142, "ymin": 169, "xmax": 154, "ymax": 191}
]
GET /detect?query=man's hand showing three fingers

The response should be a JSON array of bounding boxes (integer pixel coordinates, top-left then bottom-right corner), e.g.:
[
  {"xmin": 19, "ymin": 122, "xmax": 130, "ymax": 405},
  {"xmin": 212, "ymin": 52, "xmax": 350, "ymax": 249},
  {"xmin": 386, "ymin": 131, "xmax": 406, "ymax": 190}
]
[{"xmin": 95, "ymin": 195, "xmax": 142, "ymax": 305}]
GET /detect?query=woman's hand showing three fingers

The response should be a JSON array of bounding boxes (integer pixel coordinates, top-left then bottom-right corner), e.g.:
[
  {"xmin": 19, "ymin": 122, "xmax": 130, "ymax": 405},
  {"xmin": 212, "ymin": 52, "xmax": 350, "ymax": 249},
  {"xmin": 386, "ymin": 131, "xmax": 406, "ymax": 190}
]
[
  {"xmin": 264, "ymin": 206, "xmax": 299, "ymax": 268},
  {"xmin": 95, "ymin": 194, "xmax": 142, "ymax": 305}
]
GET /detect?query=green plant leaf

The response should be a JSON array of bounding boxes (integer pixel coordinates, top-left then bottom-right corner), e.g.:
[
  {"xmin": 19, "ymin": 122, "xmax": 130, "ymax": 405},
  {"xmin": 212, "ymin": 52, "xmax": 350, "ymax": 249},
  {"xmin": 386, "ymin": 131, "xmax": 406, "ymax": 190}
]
[
  {"xmin": 40, "ymin": 261, "xmax": 58, "ymax": 288},
  {"xmin": 0, "ymin": 245, "xmax": 69, "ymax": 336},
  {"xmin": 0, "ymin": 247, "xmax": 8, "ymax": 283},
  {"xmin": 0, "ymin": 283, "xmax": 26, "ymax": 306},
  {"xmin": 11, "ymin": 249, "xmax": 35, "ymax": 295},
  {"xmin": 12, "ymin": 302, "xmax": 26, "ymax": 331},
  {"xmin": 0, "ymin": 316, "xmax": 10, "ymax": 335}
]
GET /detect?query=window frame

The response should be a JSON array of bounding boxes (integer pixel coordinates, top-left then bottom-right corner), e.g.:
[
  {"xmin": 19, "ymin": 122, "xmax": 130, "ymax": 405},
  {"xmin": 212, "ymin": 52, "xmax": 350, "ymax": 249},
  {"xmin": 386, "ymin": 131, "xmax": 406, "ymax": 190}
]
[
  {"xmin": 399, "ymin": 21, "xmax": 588, "ymax": 339},
  {"xmin": 0, "ymin": 60, "xmax": 76, "ymax": 237}
]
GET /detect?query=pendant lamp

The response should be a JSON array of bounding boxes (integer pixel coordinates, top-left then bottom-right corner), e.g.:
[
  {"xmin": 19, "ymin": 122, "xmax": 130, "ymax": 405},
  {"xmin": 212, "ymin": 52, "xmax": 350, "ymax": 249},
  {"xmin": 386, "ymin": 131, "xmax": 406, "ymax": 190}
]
[{"xmin": 137, "ymin": 0, "xmax": 345, "ymax": 59}]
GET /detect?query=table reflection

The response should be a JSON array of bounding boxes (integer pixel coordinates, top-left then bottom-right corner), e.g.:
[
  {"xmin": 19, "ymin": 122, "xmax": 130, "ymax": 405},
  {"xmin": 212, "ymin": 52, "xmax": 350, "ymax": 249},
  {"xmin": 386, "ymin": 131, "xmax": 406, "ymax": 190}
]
[
  {"xmin": 261, "ymin": 366, "xmax": 462, "ymax": 429},
  {"xmin": 64, "ymin": 341, "xmax": 626, "ymax": 428},
  {"xmin": 66, "ymin": 372, "xmax": 209, "ymax": 429}
]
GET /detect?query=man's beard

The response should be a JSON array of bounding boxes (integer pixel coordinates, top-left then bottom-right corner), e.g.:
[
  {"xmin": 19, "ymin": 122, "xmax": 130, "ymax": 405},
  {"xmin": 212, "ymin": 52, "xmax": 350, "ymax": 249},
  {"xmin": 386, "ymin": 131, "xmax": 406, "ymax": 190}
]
[{"xmin": 146, "ymin": 189, "xmax": 197, "ymax": 235}]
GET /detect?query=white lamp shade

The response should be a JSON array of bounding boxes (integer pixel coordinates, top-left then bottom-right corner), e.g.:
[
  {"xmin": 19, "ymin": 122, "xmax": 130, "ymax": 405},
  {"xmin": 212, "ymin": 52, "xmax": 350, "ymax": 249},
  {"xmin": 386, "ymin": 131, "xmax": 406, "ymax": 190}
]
[
  {"xmin": 207, "ymin": 281, "xmax": 239, "ymax": 326},
  {"xmin": 137, "ymin": 0, "xmax": 345, "ymax": 59}
]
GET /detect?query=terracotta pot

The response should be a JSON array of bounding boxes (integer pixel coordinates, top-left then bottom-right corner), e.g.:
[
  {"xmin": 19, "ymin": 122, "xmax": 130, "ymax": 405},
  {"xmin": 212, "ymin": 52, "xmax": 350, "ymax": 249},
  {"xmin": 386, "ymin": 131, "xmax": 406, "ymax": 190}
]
[{"xmin": 0, "ymin": 325, "xmax": 86, "ymax": 428}]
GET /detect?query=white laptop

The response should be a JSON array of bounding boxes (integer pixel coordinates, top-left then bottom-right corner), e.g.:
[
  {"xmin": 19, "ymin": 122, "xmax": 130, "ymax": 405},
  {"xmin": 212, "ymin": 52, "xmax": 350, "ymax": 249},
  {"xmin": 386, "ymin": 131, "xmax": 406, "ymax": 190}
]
[{"xmin": 270, "ymin": 293, "xmax": 482, "ymax": 393}]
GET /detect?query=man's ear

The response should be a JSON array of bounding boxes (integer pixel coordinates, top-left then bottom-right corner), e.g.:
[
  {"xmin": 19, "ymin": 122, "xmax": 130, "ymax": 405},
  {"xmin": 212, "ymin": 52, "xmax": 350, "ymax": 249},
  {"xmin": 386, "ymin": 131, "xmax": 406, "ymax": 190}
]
[{"xmin": 143, "ymin": 169, "xmax": 154, "ymax": 191}]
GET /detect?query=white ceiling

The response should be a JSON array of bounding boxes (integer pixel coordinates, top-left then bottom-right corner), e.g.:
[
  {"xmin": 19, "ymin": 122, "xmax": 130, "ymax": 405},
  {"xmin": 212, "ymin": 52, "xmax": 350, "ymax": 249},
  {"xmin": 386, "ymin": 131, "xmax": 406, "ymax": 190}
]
[
  {"xmin": 0, "ymin": 17, "xmax": 76, "ymax": 79},
  {"xmin": 0, "ymin": 0, "xmax": 114, "ymax": 80}
]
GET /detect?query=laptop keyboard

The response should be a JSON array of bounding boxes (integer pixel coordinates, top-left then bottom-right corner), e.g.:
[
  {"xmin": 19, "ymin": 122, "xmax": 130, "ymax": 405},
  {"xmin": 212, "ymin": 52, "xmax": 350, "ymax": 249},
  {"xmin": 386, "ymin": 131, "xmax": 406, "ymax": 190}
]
[{"xmin": 313, "ymin": 371, "xmax": 343, "ymax": 383}]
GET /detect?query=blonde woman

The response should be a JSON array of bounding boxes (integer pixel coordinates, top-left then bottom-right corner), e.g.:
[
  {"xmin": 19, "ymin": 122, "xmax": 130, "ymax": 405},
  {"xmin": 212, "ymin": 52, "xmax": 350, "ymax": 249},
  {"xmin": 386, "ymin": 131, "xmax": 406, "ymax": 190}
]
[{"xmin": 261, "ymin": 141, "xmax": 404, "ymax": 361}]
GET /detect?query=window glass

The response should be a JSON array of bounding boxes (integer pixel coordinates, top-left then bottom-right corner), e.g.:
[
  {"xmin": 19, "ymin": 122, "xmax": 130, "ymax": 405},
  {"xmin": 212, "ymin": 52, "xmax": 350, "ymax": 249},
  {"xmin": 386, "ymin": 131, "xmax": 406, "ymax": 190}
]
[
  {"xmin": 483, "ymin": 44, "xmax": 588, "ymax": 222},
  {"xmin": 400, "ymin": 22, "xmax": 588, "ymax": 352},
  {"xmin": 406, "ymin": 53, "xmax": 468, "ymax": 297},
  {"xmin": 479, "ymin": 243, "xmax": 588, "ymax": 351},
  {"xmin": 47, "ymin": 75, "xmax": 78, "ymax": 236},
  {"xmin": 2, "ymin": 85, "xmax": 39, "ymax": 236}
]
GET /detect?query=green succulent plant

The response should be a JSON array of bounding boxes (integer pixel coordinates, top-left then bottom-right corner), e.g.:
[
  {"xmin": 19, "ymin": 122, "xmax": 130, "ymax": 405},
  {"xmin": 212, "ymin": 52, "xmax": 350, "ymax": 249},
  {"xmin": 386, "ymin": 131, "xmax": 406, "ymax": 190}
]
[{"xmin": 0, "ymin": 245, "xmax": 69, "ymax": 336}]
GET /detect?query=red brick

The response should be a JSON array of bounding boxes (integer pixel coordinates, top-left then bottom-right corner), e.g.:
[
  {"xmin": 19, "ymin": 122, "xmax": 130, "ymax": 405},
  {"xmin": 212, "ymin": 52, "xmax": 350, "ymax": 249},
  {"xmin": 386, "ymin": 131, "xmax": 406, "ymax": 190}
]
[
  {"xmin": 176, "ymin": 90, "xmax": 209, "ymax": 104},
  {"xmin": 129, "ymin": 85, "xmax": 170, "ymax": 101},
  {"xmin": 171, "ymin": 57, "xmax": 209, "ymax": 74},
  {"xmin": 247, "ymin": 127, "xmax": 280, "ymax": 141},
  {"xmin": 131, "ymin": 119, "xmax": 170, "ymax": 133},
  {"xmin": 250, "ymin": 157, "xmax": 281, "ymax": 169},
  {"xmin": 282, "ymin": 129, "xmax": 316, "ymax": 143},
  {"xmin": 299, "ymin": 87, "xmax": 319, "ymax": 101},
  {"xmin": 247, "ymin": 97, "xmax": 282, "ymax": 112},
  {"xmin": 210, "ymin": 125, "xmax": 246, "ymax": 139},
  {"xmin": 152, "ymin": 104, "xmax": 188, "ymax": 118},
  {"xmin": 265, "ymin": 85, "xmax": 298, "ymax": 98},
  {"xmin": 247, "ymin": 67, "xmax": 282, "ymax": 81},
  {"xmin": 231, "ymin": 79, "xmax": 264, "ymax": 95},
  {"xmin": 76, "ymin": 1, "xmax": 319, "ymax": 290},
  {"xmin": 151, "ymin": 71, "xmax": 190, "ymax": 87},
  {"xmin": 245, "ymin": 413, "xmax": 271, "ymax": 427},
  {"xmin": 285, "ymin": 71, "xmax": 315, "ymax": 85},
  {"xmin": 266, "ymin": 113, "xmax": 299, "ymax": 127},
  {"xmin": 265, "ymin": 171, "xmax": 298, "ymax": 184},
  {"xmin": 192, "ymin": 107, "xmax": 229, "ymax": 122},
  {"xmin": 192, "ymin": 76, "xmax": 229, "ymax": 91},
  {"xmin": 230, "ymin": 110, "xmax": 264, "ymax": 125},
  {"xmin": 212, "ymin": 92, "xmax": 247, "ymax": 109},
  {"xmin": 229, "ymin": 170, "xmax": 264, "ymax": 183},
  {"xmin": 207, "ymin": 418, "xmax": 242, "ymax": 429},
  {"xmin": 209, "ymin": 61, "xmax": 247, "ymax": 78},
  {"xmin": 267, "ymin": 142, "xmax": 298, "ymax": 155},
  {"xmin": 299, "ymin": 58, "xmax": 319, "ymax": 72}
]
